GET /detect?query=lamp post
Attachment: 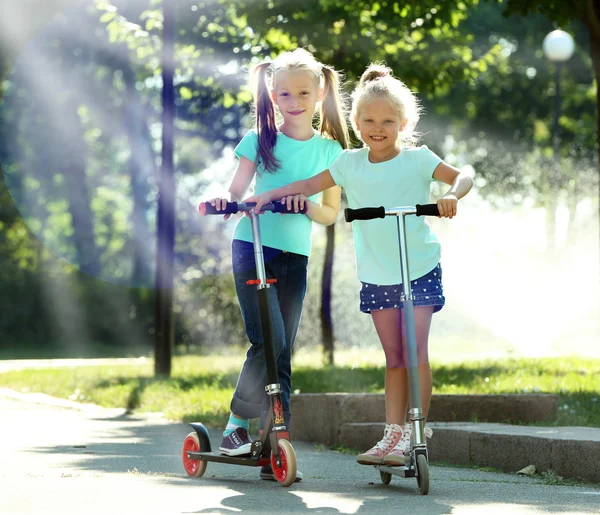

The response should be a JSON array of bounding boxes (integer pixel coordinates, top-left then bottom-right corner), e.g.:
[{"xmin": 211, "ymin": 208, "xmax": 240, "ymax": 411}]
[
  {"xmin": 542, "ymin": 29, "xmax": 575, "ymax": 251},
  {"xmin": 543, "ymin": 29, "xmax": 575, "ymax": 157}
]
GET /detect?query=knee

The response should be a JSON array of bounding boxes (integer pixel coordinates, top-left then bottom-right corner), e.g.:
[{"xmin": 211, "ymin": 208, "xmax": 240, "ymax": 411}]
[
  {"xmin": 416, "ymin": 344, "xmax": 429, "ymax": 365},
  {"xmin": 385, "ymin": 352, "xmax": 406, "ymax": 369},
  {"xmin": 417, "ymin": 352, "xmax": 429, "ymax": 365}
]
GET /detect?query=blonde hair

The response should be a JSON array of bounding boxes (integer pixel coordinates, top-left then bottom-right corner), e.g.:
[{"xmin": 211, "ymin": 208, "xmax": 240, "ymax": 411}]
[
  {"xmin": 351, "ymin": 63, "xmax": 423, "ymax": 147},
  {"xmin": 250, "ymin": 48, "xmax": 349, "ymax": 172}
]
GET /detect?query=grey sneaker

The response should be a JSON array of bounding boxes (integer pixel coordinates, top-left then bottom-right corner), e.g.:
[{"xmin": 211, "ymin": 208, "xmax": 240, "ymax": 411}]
[{"xmin": 219, "ymin": 427, "xmax": 253, "ymax": 456}]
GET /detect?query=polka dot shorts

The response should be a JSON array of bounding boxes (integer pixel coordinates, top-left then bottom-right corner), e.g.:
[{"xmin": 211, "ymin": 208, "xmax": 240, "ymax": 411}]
[{"xmin": 359, "ymin": 263, "xmax": 445, "ymax": 314}]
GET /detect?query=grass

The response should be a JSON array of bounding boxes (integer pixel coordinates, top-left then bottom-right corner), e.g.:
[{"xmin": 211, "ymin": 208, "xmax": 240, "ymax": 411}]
[{"xmin": 0, "ymin": 349, "xmax": 598, "ymax": 428}]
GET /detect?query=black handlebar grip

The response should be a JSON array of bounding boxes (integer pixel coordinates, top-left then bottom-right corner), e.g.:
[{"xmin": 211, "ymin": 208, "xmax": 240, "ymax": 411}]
[
  {"xmin": 415, "ymin": 204, "xmax": 440, "ymax": 217},
  {"xmin": 344, "ymin": 206, "xmax": 386, "ymax": 222},
  {"xmin": 198, "ymin": 201, "xmax": 239, "ymax": 215},
  {"xmin": 270, "ymin": 201, "xmax": 308, "ymax": 215}
]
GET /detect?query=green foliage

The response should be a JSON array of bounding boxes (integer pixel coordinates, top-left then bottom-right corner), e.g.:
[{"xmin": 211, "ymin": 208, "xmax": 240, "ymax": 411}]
[
  {"xmin": 236, "ymin": 0, "xmax": 499, "ymax": 95},
  {"xmin": 502, "ymin": 0, "xmax": 588, "ymax": 24},
  {"xmin": 0, "ymin": 355, "xmax": 597, "ymax": 427},
  {"xmin": 433, "ymin": 3, "xmax": 595, "ymax": 151},
  {"xmin": 0, "ymin": 0, "xmax": 596, "ymax": 356}
]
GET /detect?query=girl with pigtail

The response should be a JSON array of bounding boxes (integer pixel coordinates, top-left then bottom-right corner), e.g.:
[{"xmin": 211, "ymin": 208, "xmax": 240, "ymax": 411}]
[
  {"xmin": 208, "ymin": 48, "xmax": 349, "ymax": 481},
  {"xmin": 248, "ymin": 63, "xmax": 474, "ymax": 468}
]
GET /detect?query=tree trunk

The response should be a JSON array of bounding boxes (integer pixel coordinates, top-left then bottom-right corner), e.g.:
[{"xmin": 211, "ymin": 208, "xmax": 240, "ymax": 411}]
[
  {"xmin": 565, "ymin": 195, "xmax": 579, "ymax": 247},
  {"xmin": 61, "ymin": 93, "xmax": 100, "ymax": 277},
  {"xmin": 320, "ymin": 223, "xmax": 335, "ymax": 366},
  {"xmin": 122, "ymin": 62, "xmax": 154, "ymax": 288},
  {"xmin": 154, "ymin": 0, "xmax": 176, "ymax": 377},
  {"xmin": 545, "ymin": 196, "xmax": 558, "ymax": 252},
  {"xmin": 582, "ymin": 0, "xmax": 600, "ymax": 163}
]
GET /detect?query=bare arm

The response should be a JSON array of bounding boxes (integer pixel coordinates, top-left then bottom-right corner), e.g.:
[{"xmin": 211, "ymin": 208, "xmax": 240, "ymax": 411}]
[
  {"xmin": 246, "ymin": 169, "xmax": 337, "ymax": 213},
  {"xmin": 305, "ymin": 184, "xmax": 341, "ymax": 226},
  {"xmin": 228, "ymin": 155, "xmax": 256, "ymax": 201},
  {"xmin": 208, "ymin": 155, "xmax": 256, "ymax": 219},
  {"xmin": 432, "ymin": 162, "xmax": 474, "ymax": 218}
]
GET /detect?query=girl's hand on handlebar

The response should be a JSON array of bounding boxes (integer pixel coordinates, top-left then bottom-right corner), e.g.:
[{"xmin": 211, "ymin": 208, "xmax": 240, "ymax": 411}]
[
  {"xmin": 243, "ymin": 193, "xmax": 270, "ymax": 214},
  {"xmin": 281, "ymin": 194, "xmax": 308, "ymax": 214},
  {"xmin": 437, "ymin": 195, "xmax": 458, "ymax": 219},
  {"xmin": 208, "ymin": 197, "xmax": 232, "ymax": 220}
]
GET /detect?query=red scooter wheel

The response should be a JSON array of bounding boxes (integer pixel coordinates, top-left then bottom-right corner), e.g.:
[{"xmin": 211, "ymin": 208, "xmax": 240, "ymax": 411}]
[
  {"xmin": 182, "ymin": 431, "xmax": 207, "ymax": 478},
  {"xmin": 271, "ymin": 438, "xmax": 297, "ymax": 487}
]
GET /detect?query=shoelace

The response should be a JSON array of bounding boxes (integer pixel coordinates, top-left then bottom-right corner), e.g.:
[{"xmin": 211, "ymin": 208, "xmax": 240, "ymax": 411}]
[
  {"xmin": 398, "ymin": 430, "xmax": 411, "ymax": 450},
  {"xmin": 374, "ymin": 424, "xmax": 401, "ymax": 452},
  {"xmin": 397, "ymin": 424, "xmax": 433, "ymax": 451}
]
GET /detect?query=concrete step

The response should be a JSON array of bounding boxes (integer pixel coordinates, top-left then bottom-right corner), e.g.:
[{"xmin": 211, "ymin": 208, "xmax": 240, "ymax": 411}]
[
  {"xmin": 290, "ymin": 393, "xmax": 558, "ymax": 443},
  {"xmin": 290, "ymin": 393, "xmax": 599, "ymax": 483},
  {"xmin": 337, "ymin": 421, "xmax": 600, "ymax": 484}
]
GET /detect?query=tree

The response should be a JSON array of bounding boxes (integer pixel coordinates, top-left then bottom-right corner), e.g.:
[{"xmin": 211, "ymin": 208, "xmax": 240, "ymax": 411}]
[
  {"xmin": 423, "ymin": 2, "xmax": 596, "ymax": 249},
  {"xmin": 230, "ymin": 0, "xmax": 503, "ymax": 363},
  {"xmin": 154, "ymin": 0, "xmax": 176, "ymax": 377},
  {"xmin": 501, "ymin": 0, "xmax": 600, "ymax": 159}
]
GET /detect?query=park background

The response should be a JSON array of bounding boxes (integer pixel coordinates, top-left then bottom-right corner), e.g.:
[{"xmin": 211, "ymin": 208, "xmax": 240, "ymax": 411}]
[{"xmin": 0, "ymin": 0, "xmax": 598, "ymax": 373}]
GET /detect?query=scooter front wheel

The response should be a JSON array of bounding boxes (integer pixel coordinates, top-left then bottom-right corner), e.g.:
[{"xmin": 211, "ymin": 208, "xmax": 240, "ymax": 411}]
[
  {"xmin": 271, "ymin": 438, "xmax": 297, "ymax": 487},
  {"xmin": 416, "ymin": 454, "xmax": 429, "ymax": 495},
  {"xmin": 182, "ymin": 431, "xmax": 207, "ymax": 478}
]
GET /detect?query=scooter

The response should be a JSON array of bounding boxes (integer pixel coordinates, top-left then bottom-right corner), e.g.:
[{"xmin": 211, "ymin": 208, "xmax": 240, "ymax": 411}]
[
  {"xmin": 182, "ymin": 200, "xmax": 307, "ymax": 487},
  {"xmin": 344, "ymin": 203, "xmax": 440, "ymax": 496}
]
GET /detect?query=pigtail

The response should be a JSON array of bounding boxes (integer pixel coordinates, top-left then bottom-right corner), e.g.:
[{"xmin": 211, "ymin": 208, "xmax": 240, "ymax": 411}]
[
  {"xmin": 250, "ymin": 62, "xmax": 280, "ymax": 173},
  {"xmin": 320, "ymin": 66, "xmax": 350, "ymax": 150}
]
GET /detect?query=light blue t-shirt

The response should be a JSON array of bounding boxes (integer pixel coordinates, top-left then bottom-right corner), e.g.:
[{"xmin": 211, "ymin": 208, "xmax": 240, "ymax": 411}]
[
  {"xmin": 233, "ymin": 129, "xmax": 343, "ymax": 256},
  {"xmin": 329, "ymin": 146, "xmax": 443, "ymax": 285}
]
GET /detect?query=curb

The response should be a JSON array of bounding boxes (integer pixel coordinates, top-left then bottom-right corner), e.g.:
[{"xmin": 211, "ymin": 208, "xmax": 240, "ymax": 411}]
[
  {"xmin": 427, "ymin": 422, "xmax": 600, "ymax": 484},
  {"xmin": 290, "ymin": 392, "xmax": 559, "ymax": 444},
  {"xmin": 290, "ymin": 393, "xmax": 600, "ymax": 484}
]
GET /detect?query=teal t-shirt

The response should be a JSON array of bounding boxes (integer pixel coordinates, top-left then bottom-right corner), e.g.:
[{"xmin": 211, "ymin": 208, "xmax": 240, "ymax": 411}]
[
  {"xmin": 233, "ymin": 129, "xmax": 343, "ymax": 256},
  {"xmin": 329, "ymin": 146, "xmax": 443, "ymax": 285}
]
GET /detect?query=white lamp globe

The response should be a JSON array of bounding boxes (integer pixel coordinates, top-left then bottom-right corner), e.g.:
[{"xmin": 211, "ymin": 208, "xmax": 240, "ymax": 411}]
[{"xmin": 543, "ymin": 30, "xmax": 575, "ymax": 62}]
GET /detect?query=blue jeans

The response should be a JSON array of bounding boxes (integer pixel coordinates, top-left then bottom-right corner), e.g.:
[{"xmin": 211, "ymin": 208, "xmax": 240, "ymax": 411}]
[{"xmin": 230, "ymin": 239, "xmax": 308, "ymax": 430}]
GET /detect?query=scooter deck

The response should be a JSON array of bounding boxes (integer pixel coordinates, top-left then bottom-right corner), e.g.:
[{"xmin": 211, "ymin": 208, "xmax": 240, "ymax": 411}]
[
  {"xmin": 374, "ymin": 464, "xmax": 416, "ymax": 478},
  {"xmin": 187, "ymin": 451, "xmax": 268, "ymax": 467}
]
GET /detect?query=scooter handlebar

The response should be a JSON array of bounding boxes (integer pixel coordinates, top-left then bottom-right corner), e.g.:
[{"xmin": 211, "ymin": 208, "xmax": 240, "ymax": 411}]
[
  {"xmin": 415, "ymin": 203, "xmax": 440, "ymax": 217},
  {"xmin": 199, "ymin": 201, "xmax": 240, "ymax": 215},
  {"xmin": 344, "ymin": 203, "xmax": 440, "ymax": 222},
  {"xmin": 269, "ymin": 201, "xmax": 308, "ymax": 215},
  {"xmin": 344, "ymin": 206, "xmax": 385, "ymax": 222},
  {"xmin": 198, "ymin": 200, "xmax": 307, "ymax": 215}
]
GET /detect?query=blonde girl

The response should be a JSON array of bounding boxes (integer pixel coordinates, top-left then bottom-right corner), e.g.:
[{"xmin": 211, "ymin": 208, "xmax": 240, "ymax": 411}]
[
  {"xmin": 247, "ymin": 63, "xmax": 473, "ymax": 467},
  {"xmin": 209, "ymin": 48, "xmax": 349, "ymax": 481}
]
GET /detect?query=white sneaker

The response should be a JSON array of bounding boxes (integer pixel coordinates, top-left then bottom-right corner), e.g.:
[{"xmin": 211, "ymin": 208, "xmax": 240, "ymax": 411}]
[
  {"xmin": 383, "ymin": 424, "xmax": 413, "ymax": 466},
  {"xmin": 405, "ymin": 423, "xmax": 433, "ymax": 453},
  {"xmin": 356, "ymin": 423, "xmax": 403, "ymax": 465}
]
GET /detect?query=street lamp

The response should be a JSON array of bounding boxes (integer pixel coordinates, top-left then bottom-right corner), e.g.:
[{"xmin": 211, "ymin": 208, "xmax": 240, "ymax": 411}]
[
  {"xmin": 543, "ymin": 29, "xmax": 575, "ymax": 156},
  {"xmin": 542, "ymin": 29, "xmax": 575, "ymax": 251}
]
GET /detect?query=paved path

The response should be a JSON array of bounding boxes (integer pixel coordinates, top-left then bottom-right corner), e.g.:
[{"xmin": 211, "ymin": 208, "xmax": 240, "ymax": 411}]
[{"xmin": 0, "ymin": 395, "xmax": 599, "ymax": 515}]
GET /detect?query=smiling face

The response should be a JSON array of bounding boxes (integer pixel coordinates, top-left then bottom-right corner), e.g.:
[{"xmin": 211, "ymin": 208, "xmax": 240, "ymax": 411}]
[
  {"xmin": 271, "ymin": 69, "xmax": 322, "ymax": 130},
  {"xmin": 354, "ymin": 97, "xmax": 408, "ymax": 157}
]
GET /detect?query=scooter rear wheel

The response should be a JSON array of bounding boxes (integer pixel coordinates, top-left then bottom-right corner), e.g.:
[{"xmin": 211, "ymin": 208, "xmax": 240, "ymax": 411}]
[
  {"xmin": 182, "ymin": 431, "xmax": 207, "ymax": 478},
  {"xmin": 380, "ymin": 471, "xmax": 392, "ymax": 485},
  {"xmin": 271, "ymin": 438, "xmax": 297, "ymax": 487}
]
